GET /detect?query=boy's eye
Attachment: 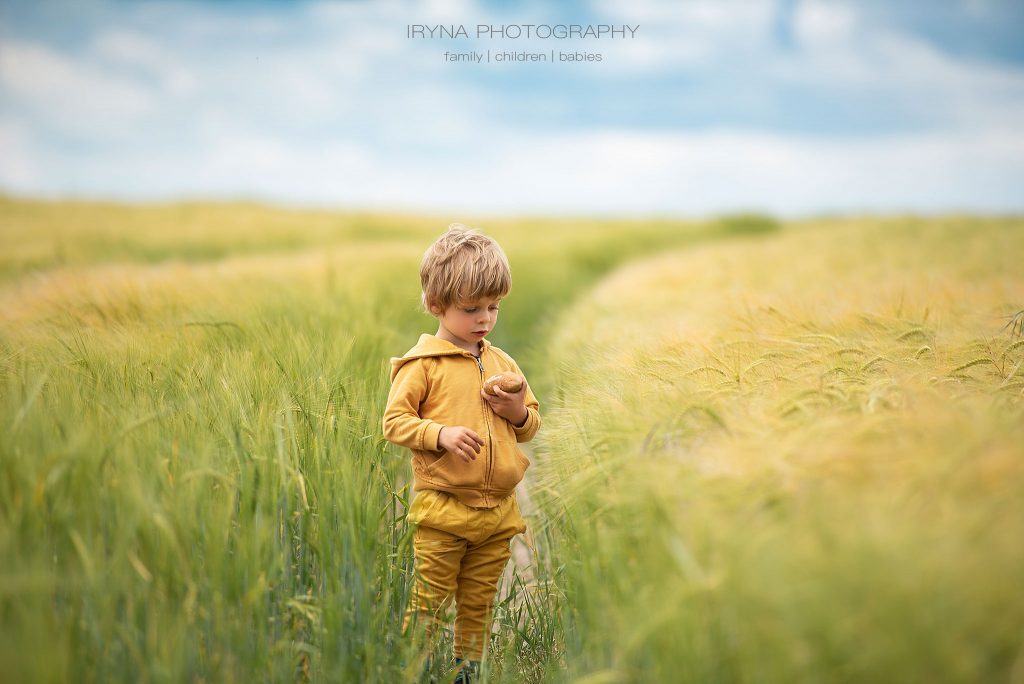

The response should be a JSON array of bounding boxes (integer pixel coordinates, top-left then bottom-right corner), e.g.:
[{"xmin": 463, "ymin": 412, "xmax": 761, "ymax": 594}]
[{"xmin": 464, "ymin": 308, "xmax": 478, "ymax": 313}]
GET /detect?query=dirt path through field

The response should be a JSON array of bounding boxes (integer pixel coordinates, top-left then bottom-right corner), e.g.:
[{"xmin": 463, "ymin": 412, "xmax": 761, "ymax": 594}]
[{"xmin": 499, "ymin": 443, "xmax": 541, "ymax": 606}]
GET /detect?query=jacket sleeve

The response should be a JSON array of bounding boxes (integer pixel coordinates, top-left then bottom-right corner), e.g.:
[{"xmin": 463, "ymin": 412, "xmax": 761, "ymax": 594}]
[
  {"xmin": 382, "ymin": 359, "xmax": 446, "ymax": 452},
  {"xmin": 510, "ymin": 360, "xmax": 541, "ymax": 443}
]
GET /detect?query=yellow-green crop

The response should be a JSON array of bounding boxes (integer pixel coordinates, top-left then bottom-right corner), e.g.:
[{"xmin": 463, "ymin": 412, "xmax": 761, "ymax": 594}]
[
  {"xmin": 1, "ymin": 196, "xmax": 739, "ymax": 682},
  {"xmin": 532, "ymin": 216, "xmax": 1024, "ymax": 682}
]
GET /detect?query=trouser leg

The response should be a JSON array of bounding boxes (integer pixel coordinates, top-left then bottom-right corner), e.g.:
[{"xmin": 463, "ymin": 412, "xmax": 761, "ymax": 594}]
[
  {"xmin": 453, "ymin": 495, "xmax": 527, "ymax": 660},
  {"xmin": 403, "ymin": 523, "xmax": 467, "ymax": 646},
  {"xmin": 453, "ymin": 534, "xmax": 513, "ymax": 660}
]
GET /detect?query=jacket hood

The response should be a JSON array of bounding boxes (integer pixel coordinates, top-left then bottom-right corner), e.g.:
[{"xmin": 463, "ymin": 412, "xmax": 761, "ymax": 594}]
[{"xmin": 389, "ymin": 334, "xmax": 492, "ymax": 381}]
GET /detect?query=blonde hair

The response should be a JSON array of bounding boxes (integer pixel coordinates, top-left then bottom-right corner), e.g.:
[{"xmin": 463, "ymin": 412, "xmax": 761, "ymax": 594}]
[{"xmin": 420, "ymin": 223, "xmax": 511, "ymax": 313}]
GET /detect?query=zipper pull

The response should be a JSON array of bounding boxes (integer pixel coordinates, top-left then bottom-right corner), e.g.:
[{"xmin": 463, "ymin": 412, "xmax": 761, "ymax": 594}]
[{"xmin": 475, "ymin": 356, "xmax": 485, "ymax": 374}]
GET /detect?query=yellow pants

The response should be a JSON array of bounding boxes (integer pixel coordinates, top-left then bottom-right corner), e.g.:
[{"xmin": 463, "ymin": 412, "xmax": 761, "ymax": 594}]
[{"xmin": 403, "ymin": 488, "xmax": 527, "ymax": 660}]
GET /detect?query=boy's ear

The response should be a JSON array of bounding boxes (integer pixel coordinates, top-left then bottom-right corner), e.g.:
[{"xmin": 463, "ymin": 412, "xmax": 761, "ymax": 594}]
[{"xmin": 425, "ymin": 299, "xmax": 443, "ymax": 317}]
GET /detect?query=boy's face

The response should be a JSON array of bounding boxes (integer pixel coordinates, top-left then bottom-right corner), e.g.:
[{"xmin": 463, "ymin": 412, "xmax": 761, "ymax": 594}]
[{"xmin": 430, "ymin": 296, "xmax": 501, "ymax": 350}]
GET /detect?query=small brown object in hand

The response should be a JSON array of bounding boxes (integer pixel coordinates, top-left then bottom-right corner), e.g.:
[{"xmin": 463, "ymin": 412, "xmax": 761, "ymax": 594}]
[{"xmin": 483, "ymin": 372, "xmax": 524, "ymax": 395}]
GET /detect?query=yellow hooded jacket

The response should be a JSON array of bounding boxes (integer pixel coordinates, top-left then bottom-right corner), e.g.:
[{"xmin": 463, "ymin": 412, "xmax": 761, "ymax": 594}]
[{"xmin": 383, "ymin": 334, "xmax": 540, "ymax": 509}]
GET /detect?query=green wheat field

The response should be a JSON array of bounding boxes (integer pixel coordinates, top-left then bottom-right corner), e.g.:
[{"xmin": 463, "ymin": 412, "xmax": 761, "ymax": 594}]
[{"xmin": 1, "ymin": 196, "xmax": 1022, "ymax": 683}]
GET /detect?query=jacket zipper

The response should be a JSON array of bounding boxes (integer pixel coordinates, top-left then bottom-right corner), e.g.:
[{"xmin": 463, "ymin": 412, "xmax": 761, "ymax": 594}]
[{"xmin": 473, "ymin": 353, "xmax": 493, "ymax": 506}]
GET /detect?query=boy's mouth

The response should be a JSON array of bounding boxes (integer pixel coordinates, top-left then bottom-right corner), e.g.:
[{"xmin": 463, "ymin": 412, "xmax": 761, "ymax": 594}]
[{"xmin": 472, "ymin": 330, "xmax": 488, "ymax": 336}]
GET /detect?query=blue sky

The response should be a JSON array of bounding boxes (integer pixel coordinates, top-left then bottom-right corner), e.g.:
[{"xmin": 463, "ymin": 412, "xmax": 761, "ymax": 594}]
[{"xmin": 1, "ymin": 0, "xmax": 1023, "ymax": 216}]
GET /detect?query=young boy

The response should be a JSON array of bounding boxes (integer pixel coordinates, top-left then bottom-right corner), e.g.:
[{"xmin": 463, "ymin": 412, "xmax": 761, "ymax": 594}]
[{"xmin": 383, "ymin": 224, "xmax": 540, "ymax": 681}]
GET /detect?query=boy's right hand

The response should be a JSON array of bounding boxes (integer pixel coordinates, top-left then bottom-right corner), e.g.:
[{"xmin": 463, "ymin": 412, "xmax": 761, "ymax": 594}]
[{"xmin": 437, "ymin": 426, "xmax": 484, "ymax": 462}]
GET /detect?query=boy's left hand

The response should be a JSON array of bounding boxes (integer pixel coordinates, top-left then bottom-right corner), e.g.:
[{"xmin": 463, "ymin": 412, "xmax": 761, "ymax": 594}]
[{"xmin": 481, "ymin": 381, "xmax": 529, "ymax": 427}]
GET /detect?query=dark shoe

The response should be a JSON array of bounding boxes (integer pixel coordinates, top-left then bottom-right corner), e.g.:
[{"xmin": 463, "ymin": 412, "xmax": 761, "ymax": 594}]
[{"xmin": 453, "ymin": 657, "xmax": 481, "ymax": 684}]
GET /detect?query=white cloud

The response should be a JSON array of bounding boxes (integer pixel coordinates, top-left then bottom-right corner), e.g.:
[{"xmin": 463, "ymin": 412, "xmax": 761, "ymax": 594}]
[
  {"xmin": 11, "ymin": 125, "xmax": 1019, "ymax": 216},
  {"xmin": 93, "ymin": 30, "xmax": 197, "ymax": 96},
  {"xmin": 770, "ymin": 18, "xmax": 1024, "ymax": 130},
  {"xmin": 0, "ymin": 119, "xmax": 41, "ymax": 188},
  {"xmin": 593, "ymin": 0, "xmax": 1024, "ymax": 134},
  {"xmin": 2, "ymin": 0, "xmax": 1023, "ymax": 214},
  {"xmin": 438, "ymin": 127, "xmax": 1024, "ymax": 216},
  {"xmin": 0, "ymin": 41, "xmax": 157, "ymax": 137},
  {"xmin": 591, "ymin": 0, "xmax": 775, "ymax": 71},
  {"xmin": 793, "ymin": 1, "xmax": 858, "ymax": 45}
]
